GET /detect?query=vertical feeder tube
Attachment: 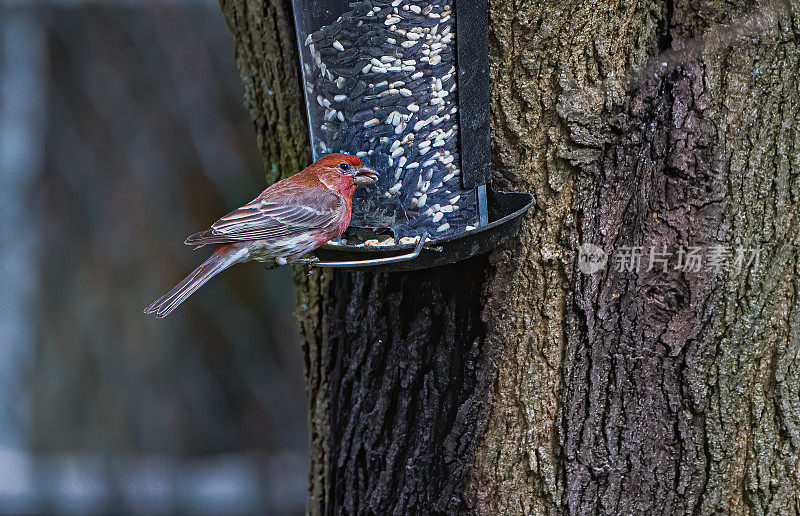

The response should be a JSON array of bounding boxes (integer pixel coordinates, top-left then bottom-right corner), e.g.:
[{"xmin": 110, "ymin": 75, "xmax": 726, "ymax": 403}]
[{"xmin": 293, "ymin": 0, "xmax": 482, "ymax": 239}]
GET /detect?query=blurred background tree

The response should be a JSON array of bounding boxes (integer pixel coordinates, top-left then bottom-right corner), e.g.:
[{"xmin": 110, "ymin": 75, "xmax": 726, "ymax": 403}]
[{"xmin": 1, "ymin": 1, "xmax": 307, "ymax": 513}]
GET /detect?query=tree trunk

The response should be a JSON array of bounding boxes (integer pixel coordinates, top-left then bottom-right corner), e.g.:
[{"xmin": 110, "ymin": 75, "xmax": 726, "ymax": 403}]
[{"xmin": 221, "ymin": 0, "xmax": 800, "ymax": 513}]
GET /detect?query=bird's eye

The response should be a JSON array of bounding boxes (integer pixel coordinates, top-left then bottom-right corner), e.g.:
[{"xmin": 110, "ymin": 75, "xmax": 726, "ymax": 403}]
[{"xmin": 339, "ymin": 162, "xmax": 350, "ymax": 171}]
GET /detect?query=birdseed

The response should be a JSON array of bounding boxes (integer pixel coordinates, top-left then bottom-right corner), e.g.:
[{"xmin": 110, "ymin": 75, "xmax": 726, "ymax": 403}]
[{"xmin": 298, "ymin": 0, "xmax": 477, "ymax": 238}]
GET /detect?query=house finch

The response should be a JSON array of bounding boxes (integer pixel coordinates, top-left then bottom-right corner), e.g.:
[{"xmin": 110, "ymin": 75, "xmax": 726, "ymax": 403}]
[{"xmin": 144, "ymin": 153, "xmax": 378, "ymax": 318}]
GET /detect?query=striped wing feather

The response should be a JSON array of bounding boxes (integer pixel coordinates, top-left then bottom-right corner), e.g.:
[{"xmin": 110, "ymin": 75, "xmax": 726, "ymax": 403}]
[{"xmin": 185, "ymin": 185, "xmax": 344, "ymax": 246}]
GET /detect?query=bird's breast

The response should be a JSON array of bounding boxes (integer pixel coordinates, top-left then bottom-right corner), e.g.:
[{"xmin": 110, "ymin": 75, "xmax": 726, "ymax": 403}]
[{"xmin": 334, "ymin": 195, "xmax": 353, "ymax": 236}]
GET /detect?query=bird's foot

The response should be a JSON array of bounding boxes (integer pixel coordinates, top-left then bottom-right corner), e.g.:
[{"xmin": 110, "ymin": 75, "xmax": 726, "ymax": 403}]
[{"xmin": 290, "ymin": 256, "xmax": 319, "ymax": 265}]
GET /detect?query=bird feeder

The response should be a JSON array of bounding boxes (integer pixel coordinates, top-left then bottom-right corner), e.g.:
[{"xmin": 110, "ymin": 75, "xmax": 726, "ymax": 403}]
[{"xmin": 291, "ymin": 0, "xmax": 532, "ymax": 271}]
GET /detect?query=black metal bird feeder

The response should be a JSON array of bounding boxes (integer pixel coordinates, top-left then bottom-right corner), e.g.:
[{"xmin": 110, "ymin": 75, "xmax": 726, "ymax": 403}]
[{"xmin": 291, "ymin": 0, "xmax": 533, "ymax": 271}]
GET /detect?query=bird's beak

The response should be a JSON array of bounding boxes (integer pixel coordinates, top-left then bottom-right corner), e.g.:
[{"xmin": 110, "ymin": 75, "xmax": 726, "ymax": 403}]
[{"xmin": 353, "ymin": 166, "xmax": 379, "ymax": 185}]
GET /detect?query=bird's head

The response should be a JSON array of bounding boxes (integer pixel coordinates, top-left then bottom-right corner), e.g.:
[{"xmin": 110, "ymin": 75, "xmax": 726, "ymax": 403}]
[{"xmin": 314, "ymin": 153, "xmax": 379, "ymax": 189}]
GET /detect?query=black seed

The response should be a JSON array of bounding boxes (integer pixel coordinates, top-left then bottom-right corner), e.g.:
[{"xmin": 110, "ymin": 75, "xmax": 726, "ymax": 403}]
[
  {"xmin": 418, "ymin": 17, "xmax": 439, "ymax": 28},
  {"xmin": 328, "ymin": 66, "xmax": 360, "ymax": 78},
  {"xmin": 353, "ymin": 107, "xmax": 385, "ymax": 123},
  {"xmin": 404, "ymin": 76, "xmax": 427, "ymax": 90},
  {"xmin": 350, "ymin": 80, "xmax": 367, "ymax": 98},
  {"xmin": 373, "ymin": 93, "xmax": 402, "ymax": 107},
  {"xmin": 350, "ymin": 1, "xmax": 370, "ymax": 16},
  {"xmin": 311, "ymin": 28, "xmax": 331, "ymax": 44},
  {"xmin": 364, "ymin": 46, "xmax": 391, "ymax": 58},
  {"xmin": 441, "ymin": 76, "xmax": 456, "ymax": 91}
]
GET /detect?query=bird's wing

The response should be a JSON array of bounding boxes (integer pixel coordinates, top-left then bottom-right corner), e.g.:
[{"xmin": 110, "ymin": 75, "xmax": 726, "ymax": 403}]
[{"xmin": 185, "ymin": 185, "xmax": 344, "ymax": 246}]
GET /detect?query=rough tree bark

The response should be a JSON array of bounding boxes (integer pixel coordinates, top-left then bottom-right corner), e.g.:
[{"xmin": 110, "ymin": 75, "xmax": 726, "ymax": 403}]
[{"xmin": 220, "ymin": 0, "xmax": 800, "ymax": 513}]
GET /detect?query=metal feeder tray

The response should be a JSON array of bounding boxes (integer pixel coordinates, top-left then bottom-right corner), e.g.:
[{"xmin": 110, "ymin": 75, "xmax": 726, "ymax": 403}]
[{"xmin": 312, "ymin": 190, "xmax": 533, "ymax": 272}]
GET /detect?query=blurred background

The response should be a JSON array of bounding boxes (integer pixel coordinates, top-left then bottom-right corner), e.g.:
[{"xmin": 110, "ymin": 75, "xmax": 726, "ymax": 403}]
[{"xmin": 1, "ymin": 0, "xmax": 307, "ymax": 513}]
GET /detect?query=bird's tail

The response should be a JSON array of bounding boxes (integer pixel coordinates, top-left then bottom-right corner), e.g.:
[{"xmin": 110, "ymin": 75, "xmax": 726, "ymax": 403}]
[{"xmin": 144, "ymin": 248, "xmax": 243, "ymax": 318}]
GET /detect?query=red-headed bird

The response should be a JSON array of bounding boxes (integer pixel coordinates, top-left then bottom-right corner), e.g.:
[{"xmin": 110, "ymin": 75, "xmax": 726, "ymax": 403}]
[{"xmin": 144, "ymin": 153, "xmax": 377, "ymax": 318}]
